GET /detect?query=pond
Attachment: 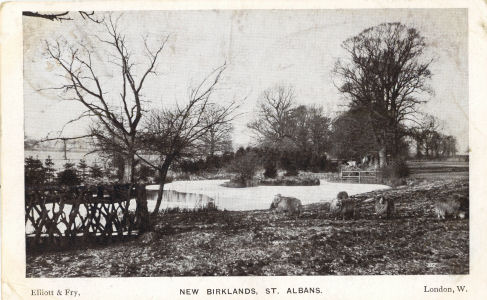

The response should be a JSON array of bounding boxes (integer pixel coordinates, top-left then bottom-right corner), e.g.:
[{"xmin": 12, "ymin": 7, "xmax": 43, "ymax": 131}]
[
  {"xmin": 25, "ymin": 179, "xmax": 389, "ymax": 235},
  {"xmin": 145, "ymin": 179, "xmax": 390, "ymax": 211}
]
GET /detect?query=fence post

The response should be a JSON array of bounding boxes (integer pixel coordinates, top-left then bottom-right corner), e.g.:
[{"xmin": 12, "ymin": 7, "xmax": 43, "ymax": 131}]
[{"xmin": 359, "ymin": 171, "xmax": 361, "ymax": 183}]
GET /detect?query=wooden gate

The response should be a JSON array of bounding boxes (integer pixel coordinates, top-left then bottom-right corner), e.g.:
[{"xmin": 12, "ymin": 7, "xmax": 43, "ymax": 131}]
[{"xmin": 340, "ymin": 170, "xmax": 380, "ymax": 183}]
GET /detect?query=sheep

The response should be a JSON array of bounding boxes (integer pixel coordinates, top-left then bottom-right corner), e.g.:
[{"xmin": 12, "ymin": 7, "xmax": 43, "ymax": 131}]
[
  {"xmin": 374, "ymin": 195, "xmax": 395, "ymax": 219},
  {"xmin": 434, "ymin": 195, "xmax": 468, "ymax": 220},
  {"xmin": 330, "ymin": 191, "xmax": 355, "ymax": 220},
  {"xmin": 270, "ymin": 194, "xmax": 302, "ymax": 216},
  {"xmin": 337, "ymin": 191, "xmax": 349, "ymax": 201}
]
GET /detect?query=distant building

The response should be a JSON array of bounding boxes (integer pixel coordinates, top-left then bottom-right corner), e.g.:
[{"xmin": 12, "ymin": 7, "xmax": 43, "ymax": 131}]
[{"xmin": 24, "ymin": 137, "xmax": 100, "ymax": 171}]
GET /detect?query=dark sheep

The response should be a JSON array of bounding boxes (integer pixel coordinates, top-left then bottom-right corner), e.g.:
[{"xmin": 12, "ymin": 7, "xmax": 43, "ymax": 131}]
[
  {"xmin": 330, "ymin": 191, "xmax": 355, "ymax": 220},
  {"xmin": 270, "ymin": 194, "xmax": 302, "ymax": 216},
  {"xmin": 374, "ymin": 195, "xmax": 395, "ymax": 219},
  {"xmin": 434, "ymin": 195, "xmax": 468, "ymax": 219}
]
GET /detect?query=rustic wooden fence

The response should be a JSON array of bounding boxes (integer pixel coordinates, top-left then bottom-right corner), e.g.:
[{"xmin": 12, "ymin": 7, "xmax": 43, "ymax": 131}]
[
  {"xmin": 340, "ymin": 170, "xmax": 380, "ymax": 183},
  {"xmin": 25, "ymin": 184, "xmax": 146, "ymax": 251}
]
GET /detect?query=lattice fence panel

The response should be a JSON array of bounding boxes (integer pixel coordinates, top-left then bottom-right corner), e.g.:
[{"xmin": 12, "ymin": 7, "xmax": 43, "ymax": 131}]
[{"xmin": 25, "ymin": 184, "xmax": 143, "ymax": 247}]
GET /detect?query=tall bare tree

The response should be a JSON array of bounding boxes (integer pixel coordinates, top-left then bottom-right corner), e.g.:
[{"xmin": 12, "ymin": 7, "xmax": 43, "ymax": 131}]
[
  {"xmin": 333, "ymin": 22, "xmax": 434, "ymax": 166},
  {"xmin": 249, "ymin": 86, "xmax": 332, "ymax": 172},
  {"xmin": 196, "ymin": 104, "xmax": 234, "ymax": 159},
  {"xmin": 410, "ymin": 114, "xmax": 442, "ymax": 157},
  {"xmin": 44, "ymin": 14, "xmax": 168, "ymax": 184},
  {"xmin": 291, "ymin": 105, "xmax": 331, "ymax": 155},
  {"xmin": 137, "ymin": 65, "xmax": 239, "ymax": 215},
  {"xmin": 248, "ymin": 85, "xmax": 296, "ymax": 148},
  {"xmin": 441, "ymin": 135, "xmax": 457, "ymax": 157},
  {"xmin": 330, "ymin": 108, "xmax": 379, "ymax": 161},
  {"xmin": 43, "ymin": 14, "xmax": 167, "ymax": 230}
]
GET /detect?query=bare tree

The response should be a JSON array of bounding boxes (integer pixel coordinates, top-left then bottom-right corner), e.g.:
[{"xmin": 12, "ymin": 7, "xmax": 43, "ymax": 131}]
[
  {"xmin": 249, "ymin": 87, "xmax": 333, "ymax": 172},
  {"xmin": 411, "ymin": 114, "xmax": 443, "ymax": 158},
  {"xmin": 43, "ymin": 14, "xmax": 168, "ymax": 184},
  {"xmin": 248, "ymin": 85, "xmax": 296, "ymax": 148},
  {"xmin": 333, "ymin": 22, "xmax": 434, "ymax": 166},
  {"xmin": 195, "ymin": 104, "xmax": 234, "ymax": 159},
  {"xmin": 441, "ymin": 135, "xmax": 457, "ymax": 157},
  {"xmin": 43, "ymin": 14, "xmax": 168, "ymax": 231},
  {"xmin": 291, "ymin": 105, "xmax": 331, "ymax": 155},
  {"xmin": 330, "ymin": 108, "xmax": 379, "ymax": 161},
  {"xmin": 137, "ymin": 65, "xmax": 239, "ymax": 215}
]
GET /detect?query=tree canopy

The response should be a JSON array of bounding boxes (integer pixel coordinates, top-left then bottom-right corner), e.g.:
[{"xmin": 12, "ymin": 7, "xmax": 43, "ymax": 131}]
[{"xmin": 333, "ymin": 22, "xmax": 434, "ymax": 165}]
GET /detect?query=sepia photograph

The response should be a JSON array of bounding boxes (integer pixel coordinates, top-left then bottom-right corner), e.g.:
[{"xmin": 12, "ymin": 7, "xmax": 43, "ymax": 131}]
[{"xmin": 21, "ymin": 8, "xmax": 469, "ymax": 279}]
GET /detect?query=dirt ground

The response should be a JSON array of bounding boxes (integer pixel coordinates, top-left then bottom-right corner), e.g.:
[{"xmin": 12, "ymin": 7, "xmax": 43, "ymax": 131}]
[{"xmin": 26, "ymin": 177, "xmax": 469, "ymax": 277}]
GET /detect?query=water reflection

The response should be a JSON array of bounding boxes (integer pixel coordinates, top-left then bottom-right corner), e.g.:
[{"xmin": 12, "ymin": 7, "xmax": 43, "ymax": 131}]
[
  {"xmin": 25, "ymin": 189, "xmax": 217, "ymax": 235},
  {"xmin": 146, "ymin": 179, "xmax": 390, "ymax": 212},
  {"xmin": 146, "ymin": 189, "xmax": 215, "ymax": 210},
  {"xmin": 26, "ymin": 180, "xmax": 390, "ymax": 234}
]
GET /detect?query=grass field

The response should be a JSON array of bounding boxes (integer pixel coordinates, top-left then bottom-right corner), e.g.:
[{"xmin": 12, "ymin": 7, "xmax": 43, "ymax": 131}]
[{"xmin": 407, "ymin": 160, "xmax": 468, "ymax": 180}]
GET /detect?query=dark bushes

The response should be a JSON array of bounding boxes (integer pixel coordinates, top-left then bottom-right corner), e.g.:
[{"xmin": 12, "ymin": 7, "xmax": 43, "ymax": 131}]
[
  {"xmin": 380, "ymin": 159, "xmax": 410, "ymax": 186},
  {"xmin": 57, "ymin": 163, "xmax": 81, "ymax": 186},
  {"xmin": 280, "ymin": 151, "xmax": 299, "ymax": 176},
  {"xmin": 227, "ymin": 152, "xmax": 261, "ymax": 186},
  {"xmin": 263, "ymin": 160, "xmax": 277, "ymax": 178},
  {"xmin": 259, "ymin": 176, "xmax": 320, "ymax": 186}
]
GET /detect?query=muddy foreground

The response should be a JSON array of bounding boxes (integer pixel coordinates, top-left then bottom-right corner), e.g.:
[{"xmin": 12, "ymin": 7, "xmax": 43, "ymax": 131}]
[{"xmin": 27, "ymin": 178, "xmax": 468, "ymax": 277}]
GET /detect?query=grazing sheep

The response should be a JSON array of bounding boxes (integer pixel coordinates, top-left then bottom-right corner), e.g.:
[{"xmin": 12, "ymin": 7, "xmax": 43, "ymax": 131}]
[
  {"xmin": 374, "ymin": 195, "xmax": 395, "ymax": 219},
  {"xmin": 337, "ymin": 191, "xmax": 349, "ymax": 200},
  {"xmin": 270, "ymin": 194, "xmax": 302, "ymax": 216},
  {"xmin": 330, "ymin": 191, "xmax": 355, "ymax": 220},
  {"xmin": 434, "ymin": 196, "xmax": 468, "ymax": 220}
]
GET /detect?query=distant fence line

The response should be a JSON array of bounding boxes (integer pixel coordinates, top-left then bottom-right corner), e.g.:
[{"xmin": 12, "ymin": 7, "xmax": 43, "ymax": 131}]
[
  {"xmin": 340, "ymin": 170, "xmax": 380, "ymax": 183},
  {"xmin": 25, "ymin": 184, "xmax": 146, "ymax": 251}
]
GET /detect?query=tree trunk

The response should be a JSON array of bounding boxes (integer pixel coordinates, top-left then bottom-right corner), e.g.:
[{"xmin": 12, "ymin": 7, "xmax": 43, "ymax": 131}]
[
  {"xmin": 123, "ymin": 153, "xmax": 151, "ymax": 232},
  {"xmin": 415, "ymin": 138, "xmax": 422, "ymax": 158},
  {"xmin": 151, "ymin": 164, "xmax": 169, "ymax": 216},
  {"xmin": 372, "ymin": 155, "xmax": 379, "ymax": 169},
  {"xmin": 378, "ymin": 146, "xmax": 387, "ymax": 168},
  {"xmin": 392, "ymin": 127, "xmax": 399, "ymax": 158},
  {"xmin": 135, "ymin": 184, "xmax": 151, "ymax": 233},
  {"xmin": 122, "ymin": 155, "xmax": 134, "ymax": 183}
]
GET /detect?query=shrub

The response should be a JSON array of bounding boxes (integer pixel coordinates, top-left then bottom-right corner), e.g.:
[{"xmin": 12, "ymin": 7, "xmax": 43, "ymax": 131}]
[
  {"xmin": 89, "ymin": 163, "xmax": 104, "ymax": 180},
  {"xmin": 25, "ymin": 156, "xmax": 47, "ymax": 186},
  {"xmin": 323, "ymin": 160, "xmax": 339, "ymax": 172},
  {"xmin": 228, "ymin": 152, "xmax": 261, "ymax": 184},
  {"xmin": 380, "ymin": 159, "xmax": 410, "ymax": 186},
  {"xmin": 280, "ymin": 152, "xmax": 298, "ymax": 176},
  {"xmin": 136, "ymin": 164, "xmax": 156, "ymax": 183},
  {"xmin": 388, "ymin": 159, "xmax": 410, "ymax": 178},
  {"xmin": 259, "ymin": 176, "xmax": 320, "ymax": 186},
  {"xmin": 57, "ymin": 168, "xmax": 81, "ymax": 186},
  {"xmin": 263, "ymin": 160, "xmax": 277, "ymax": 178},
  {"xmin": 153, "ymin": 173, "xmax": 173, "ymax": 184}
]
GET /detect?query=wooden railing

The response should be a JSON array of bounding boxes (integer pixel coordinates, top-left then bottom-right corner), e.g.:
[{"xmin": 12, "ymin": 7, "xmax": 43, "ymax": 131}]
[
  {"xmin": 25, "ymin": 184, "xmax": 146, "ymax": 250},
  {"xmin": 340, "ymin": 170, "xmax": 380, "ymax": 183}
]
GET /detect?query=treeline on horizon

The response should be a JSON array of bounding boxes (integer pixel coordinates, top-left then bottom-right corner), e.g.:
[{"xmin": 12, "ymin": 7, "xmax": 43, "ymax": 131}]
[{"xmin": 25, "ymin": 92, "xmax": 458, "ymax": 188}]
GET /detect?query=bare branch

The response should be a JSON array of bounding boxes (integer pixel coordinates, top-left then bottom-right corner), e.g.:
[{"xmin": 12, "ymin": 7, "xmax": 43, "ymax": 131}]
[{"xmin": 23, "ymin": 11, "xmax": 72, "ymax": 21}]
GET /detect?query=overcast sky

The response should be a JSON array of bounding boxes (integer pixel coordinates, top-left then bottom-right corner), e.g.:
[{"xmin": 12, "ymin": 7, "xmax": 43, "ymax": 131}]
[{"xmin": 23, "ymin": 9, "xmax": 468, "ymax": 152}]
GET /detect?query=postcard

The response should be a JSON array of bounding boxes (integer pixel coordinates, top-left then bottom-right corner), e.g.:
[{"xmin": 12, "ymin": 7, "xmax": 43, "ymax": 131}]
[{"xmin": 2, "ymin": 0, "xmax": 487, "ymax": 299}]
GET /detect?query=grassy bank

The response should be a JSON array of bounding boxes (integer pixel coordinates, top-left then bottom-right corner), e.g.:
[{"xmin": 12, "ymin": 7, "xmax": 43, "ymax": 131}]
[{"xmin": 26, "ymin": 177, "xmax": 468, "ymax": 277}]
